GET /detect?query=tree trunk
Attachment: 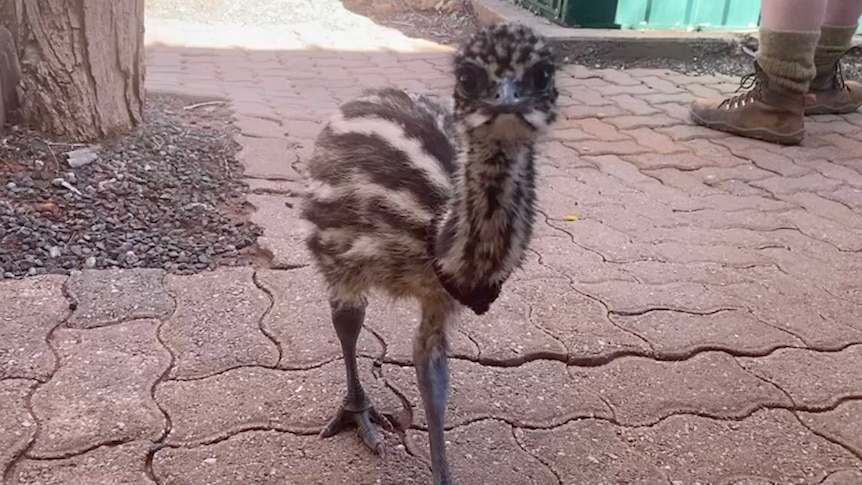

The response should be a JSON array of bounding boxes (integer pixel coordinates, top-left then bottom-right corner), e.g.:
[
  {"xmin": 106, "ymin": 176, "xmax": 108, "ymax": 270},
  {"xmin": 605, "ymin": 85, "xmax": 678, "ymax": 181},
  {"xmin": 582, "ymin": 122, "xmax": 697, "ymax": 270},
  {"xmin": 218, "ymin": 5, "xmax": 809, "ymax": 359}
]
[
  {"xmin": 0, "ymin": 25, "xmax": 21, "ymax": 129},
  {"xmin": 1, "ymin": 0, "xmax": 145, "ymax": 142}
]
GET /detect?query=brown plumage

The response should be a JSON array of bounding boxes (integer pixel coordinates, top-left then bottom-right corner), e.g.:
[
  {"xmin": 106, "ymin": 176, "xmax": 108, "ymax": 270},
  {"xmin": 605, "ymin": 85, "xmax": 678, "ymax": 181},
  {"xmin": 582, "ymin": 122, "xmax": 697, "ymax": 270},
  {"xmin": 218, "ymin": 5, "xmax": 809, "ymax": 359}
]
[{"xmin": 299, "ymin": 22, "xmax": 558, "ymax": 485}]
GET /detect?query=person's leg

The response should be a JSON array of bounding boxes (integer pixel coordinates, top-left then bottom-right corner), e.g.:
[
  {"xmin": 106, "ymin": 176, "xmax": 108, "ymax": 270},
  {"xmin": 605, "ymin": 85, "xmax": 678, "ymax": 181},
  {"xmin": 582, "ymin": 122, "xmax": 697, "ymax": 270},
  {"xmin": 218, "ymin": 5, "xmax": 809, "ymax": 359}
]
[
  {"xmin": 690, "ymin": 0, "xmax": 825, "ymax": 145},
  {"xmin": 806, "ymin": 0, "xmax": 862, "ymax": 114},
  {"xmin": 823, "ymin": 0, "xmax": 862, "ymax": 25},
  {"xmin": 756, "ymin": 0, "xmax": 824, "ymax": 94},
  {"xmin": 761, "ymin": 0, "xmax": 826, "ymax": 30}
]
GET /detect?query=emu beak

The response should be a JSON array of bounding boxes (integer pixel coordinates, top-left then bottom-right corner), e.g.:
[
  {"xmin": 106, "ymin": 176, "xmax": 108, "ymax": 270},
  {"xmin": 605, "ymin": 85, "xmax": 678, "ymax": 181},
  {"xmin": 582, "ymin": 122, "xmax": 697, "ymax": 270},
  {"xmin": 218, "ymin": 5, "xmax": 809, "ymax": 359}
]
[{"xmin": 493, "ymin": 78, "xmax": 521, "ymax": 113}]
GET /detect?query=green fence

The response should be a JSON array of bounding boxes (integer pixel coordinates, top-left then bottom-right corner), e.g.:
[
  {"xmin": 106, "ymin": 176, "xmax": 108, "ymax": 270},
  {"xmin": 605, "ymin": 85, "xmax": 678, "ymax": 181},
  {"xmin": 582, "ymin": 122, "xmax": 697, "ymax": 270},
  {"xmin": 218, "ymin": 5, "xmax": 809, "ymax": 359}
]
[{"xmin": 517, "ymin": 0, "xmax": 862, "ymax": 32}]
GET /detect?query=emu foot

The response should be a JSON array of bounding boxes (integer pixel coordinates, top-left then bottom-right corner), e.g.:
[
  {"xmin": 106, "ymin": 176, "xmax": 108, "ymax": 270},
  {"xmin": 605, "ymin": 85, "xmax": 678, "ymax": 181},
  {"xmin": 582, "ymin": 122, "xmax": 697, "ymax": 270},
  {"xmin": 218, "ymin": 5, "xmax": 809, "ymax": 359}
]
[{"xmin": 320, "ymin": 398, "xmax": 394, "ymax": 455}]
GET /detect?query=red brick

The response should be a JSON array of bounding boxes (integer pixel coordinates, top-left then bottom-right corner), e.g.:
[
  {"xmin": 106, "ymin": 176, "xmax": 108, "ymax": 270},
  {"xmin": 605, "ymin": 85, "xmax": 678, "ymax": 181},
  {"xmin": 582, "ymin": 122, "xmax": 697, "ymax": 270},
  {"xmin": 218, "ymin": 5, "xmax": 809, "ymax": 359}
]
[
  {"xmin": 610, "ymin": 94, "xmax": 662, "ymax": 115},
  {"xmin": 281, "ymin": 118, "xmax": 323, "ymax": 139},
  {"xmin": 620, "ymin": 128, "xmax": 687, "ymax": 154},
  {"xmin": 739, "ymin": 345, "xmax": 862, "ymax": 408},
  {"xmin": 549, "ymin": 127, "xmax": 595, "ymax": 143},
  {"xmin": 642, "ymin": 168, "xmax": 725, "ymax": 196},
  {"xmin": 570, "ymin": 352, "xmax": 789, "ymax": 425},
  {"xmin": 750, "ymin": 172, "xmax": 843, "ymax": 195},
  {"xmin": 798, "ymin": 159, "xmax": 862, "ymax": 188},
  {"xmin": 639, "ymin": 92, "xmax": 695, "ymax": 104},
  {"xmin": 576, "ymin": 77, "xmax": 615, "ymax": 89},
  {"xmin": 559, "ymin": 64, "xmax": 597, "ymax": 78},
  {"xmin": 822, "ymin": 186, "xmax": 862, "ymax": 209},
  {"xmin": 623, "ymin": 152, "xmax": 714, "ymax": 171},
  {"xmin": 567, "ymin": 139, "xmax": 651, "ymax": 156},
  {"xmin": 689, "ymin": 164, "xmax": 775, "ymax": 184},
  {"xmin": 558, "ymin": 86, "xmax": 613, "ymax": 106},
  {"xmin": 685, "ymin": 83, "xmax": 724, "ymax": 99},
  {"xmin": 774, "ymin": 143, "xmax": 846, "ymax": 163},
  {"xmin": 659, "ymin": 73, "xmax": 712, "ymax": 85},
  {"xmin": 636, "ymin": 76, "xmax": 684, "ymax": 94},
  {"xmin": 624, "ymin": 67, "xmax": 676, "ymax": 78},
  {"xmin": 737, "ymin": 147, "xmax": 813, "ymax": 177},
  {"xmin": 653, "ymin": 101, "xmax": 691, "ymax": 120},
  {"xmin": 603, "ymin": 114, "xmax": 679, "ymax": 130},
  {"xmin": 564, "ymin": 118, "xmax": 629, "ymax": 141},
  {"xmin": 799, "ymin": 401, "xmax": 862, "ymax": 459},
  {"xmin": 780, "ymin": 192, "xmax": 862, "ymax": 229},
  {"xmin": 594, "ymin": 80, "xmax": 656, "ymax": 95},
  {"xmin": 585, "ymin": 154, "xmax": 657, "ymax": 185},
  {"xmin": 817, "ymin": 133, "xmax": 862, "ymax": 159},
  {"xmin": 561, "ymin": 104, "xmax": 631, "ymax": 119},
  {"xmin": 596, "ymin": 68, "xmax": 642, "ymax": 86},
  {"xmin": 783, "ymin": 209, "xmax": 862, "ymax": 251},
  {"xmin": 680, "ymin": 138, "xmax": 751, "ymax": 167},
  {"xmin": 804, "ymin": 120, "xmax": 859, "ymax": 136},
  {"xmin": 705, "ymin": 82, "xmax": 742, "ymax": 94},
  {"xmin": 842, "ymin": 112, "xmax": 862, "ymax": 126},
  {"xmin": 234, "ymin": 115, "xmax": 284, "ymax": 138},
  {"xmin": 656, "ymin": 124, "xmax": 732, "ymax": 141}
]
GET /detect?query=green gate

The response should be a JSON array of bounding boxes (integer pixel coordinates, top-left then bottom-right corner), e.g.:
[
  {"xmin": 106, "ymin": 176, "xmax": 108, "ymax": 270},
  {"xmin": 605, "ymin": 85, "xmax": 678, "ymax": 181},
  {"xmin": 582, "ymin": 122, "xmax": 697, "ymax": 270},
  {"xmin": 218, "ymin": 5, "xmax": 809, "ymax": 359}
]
[{"xmin": 514, "ymin": 0, "xmax": 823, "ymax": 31}]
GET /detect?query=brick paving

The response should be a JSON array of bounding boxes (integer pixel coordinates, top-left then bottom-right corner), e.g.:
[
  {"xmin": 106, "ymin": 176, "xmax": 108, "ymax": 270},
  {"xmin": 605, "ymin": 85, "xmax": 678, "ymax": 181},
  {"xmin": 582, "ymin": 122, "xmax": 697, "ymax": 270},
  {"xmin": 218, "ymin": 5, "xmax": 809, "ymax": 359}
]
[{"xmin": 2, "ymin": 11, "xmax": 862, "ymax": 485}]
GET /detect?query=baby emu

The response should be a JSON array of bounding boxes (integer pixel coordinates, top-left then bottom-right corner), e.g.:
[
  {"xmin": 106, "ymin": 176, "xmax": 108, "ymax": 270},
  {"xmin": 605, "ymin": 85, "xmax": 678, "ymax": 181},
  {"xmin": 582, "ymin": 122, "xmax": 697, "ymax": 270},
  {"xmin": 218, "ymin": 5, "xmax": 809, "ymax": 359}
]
[{"xmin": 300, "ymin": 23, "xmax": 558, "ymax": 485}]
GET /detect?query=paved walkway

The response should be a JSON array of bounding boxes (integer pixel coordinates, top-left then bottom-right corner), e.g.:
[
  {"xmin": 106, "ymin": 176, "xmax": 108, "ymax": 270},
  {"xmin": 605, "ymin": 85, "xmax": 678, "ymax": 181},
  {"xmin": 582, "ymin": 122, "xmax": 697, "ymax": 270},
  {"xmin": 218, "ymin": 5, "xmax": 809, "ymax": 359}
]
[{"xmin": 3, "ymin": 8, "xmax": 862, "ymax": 485}]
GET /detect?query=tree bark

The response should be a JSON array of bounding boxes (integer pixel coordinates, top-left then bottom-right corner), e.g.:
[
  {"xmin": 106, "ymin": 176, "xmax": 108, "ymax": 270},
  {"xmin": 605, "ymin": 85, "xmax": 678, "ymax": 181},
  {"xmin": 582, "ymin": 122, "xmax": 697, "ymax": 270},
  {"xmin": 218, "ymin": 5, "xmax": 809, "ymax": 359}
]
[
  {"xmin": 0, "ymin": 25, "xmax": 21, "ymax": 129},
  {"xmin": 1, "ymin": 0, "xmax": 145, "ymax": 142}
]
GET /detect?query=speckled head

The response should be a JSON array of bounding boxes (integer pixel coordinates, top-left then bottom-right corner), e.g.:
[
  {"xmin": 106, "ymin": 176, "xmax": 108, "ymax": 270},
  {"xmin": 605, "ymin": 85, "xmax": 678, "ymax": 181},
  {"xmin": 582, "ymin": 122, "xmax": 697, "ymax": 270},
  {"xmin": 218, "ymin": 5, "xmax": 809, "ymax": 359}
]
[{"xmin": 452, "ymin": 22, "xmax": 558, "ymax": 138}]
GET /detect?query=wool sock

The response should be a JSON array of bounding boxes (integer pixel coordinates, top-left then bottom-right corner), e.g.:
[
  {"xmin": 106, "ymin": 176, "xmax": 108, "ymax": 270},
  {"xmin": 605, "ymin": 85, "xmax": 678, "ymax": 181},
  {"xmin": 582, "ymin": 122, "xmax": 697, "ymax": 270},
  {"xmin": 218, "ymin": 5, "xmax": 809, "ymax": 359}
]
[
  {"xmin": 814, "ymin": 24, "xmax": 859, "ymax": 72},
  {"xmin": 756, "ymin": 29, "xmax": 821, "ymax": 94}
]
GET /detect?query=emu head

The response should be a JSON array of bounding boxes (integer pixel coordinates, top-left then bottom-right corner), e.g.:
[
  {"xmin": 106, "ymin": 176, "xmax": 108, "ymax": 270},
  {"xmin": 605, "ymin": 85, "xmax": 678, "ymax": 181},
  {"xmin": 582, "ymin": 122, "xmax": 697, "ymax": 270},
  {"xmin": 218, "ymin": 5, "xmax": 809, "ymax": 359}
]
[{"xmin": 452, "ymin": 22, "xmax": 558, "ymax": 142}]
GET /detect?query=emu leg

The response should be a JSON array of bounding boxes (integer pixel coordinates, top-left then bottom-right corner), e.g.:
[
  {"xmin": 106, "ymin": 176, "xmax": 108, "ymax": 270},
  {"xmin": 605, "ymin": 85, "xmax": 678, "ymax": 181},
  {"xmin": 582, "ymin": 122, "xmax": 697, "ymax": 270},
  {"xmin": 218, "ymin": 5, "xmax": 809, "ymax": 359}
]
[
  {"xmin": 320, "ymin": 297, "xmax": 391, "ymax": 455},
  {"xmin": 415, "ymin": 305, "xmax": 454, "ymax": 485}
]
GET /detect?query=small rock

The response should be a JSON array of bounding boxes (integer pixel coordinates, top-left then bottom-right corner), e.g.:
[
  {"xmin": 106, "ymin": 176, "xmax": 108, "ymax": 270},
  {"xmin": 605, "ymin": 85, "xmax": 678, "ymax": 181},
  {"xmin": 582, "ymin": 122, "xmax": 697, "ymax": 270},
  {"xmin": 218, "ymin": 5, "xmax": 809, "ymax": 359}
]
[
  {"xmin": 6, "ymin": 182, "xmax": 16, "ymax": 190},
  {"xmin": 35, "ymin": 202, "xmax": 59, "ymax": 213},
  {"xmin": 48, "ymin": 246, "xmax": 61, "ymax": 258},
  {"xmin": 84, "ymin": 256, "xmax": 97, "ymax": 268},
  {"xmin": 124, "ymin": 251, "xmax": 139, "ymax": 265},
  {"xmin": 67, "ymin": 145, "xmax": 100, "ymax": 167}
]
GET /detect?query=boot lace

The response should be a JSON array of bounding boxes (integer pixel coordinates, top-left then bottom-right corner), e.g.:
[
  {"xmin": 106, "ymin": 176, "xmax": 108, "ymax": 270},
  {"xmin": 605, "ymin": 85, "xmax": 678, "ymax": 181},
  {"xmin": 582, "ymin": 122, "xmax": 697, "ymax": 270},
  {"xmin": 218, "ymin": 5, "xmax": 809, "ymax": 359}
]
[
  {"xmin": 828, "ymin": 60, "xmax": 848, "ymax": 90},
  {"xmin": 718, "ymin": 65, "xmax": 765, "ymax": 110}
]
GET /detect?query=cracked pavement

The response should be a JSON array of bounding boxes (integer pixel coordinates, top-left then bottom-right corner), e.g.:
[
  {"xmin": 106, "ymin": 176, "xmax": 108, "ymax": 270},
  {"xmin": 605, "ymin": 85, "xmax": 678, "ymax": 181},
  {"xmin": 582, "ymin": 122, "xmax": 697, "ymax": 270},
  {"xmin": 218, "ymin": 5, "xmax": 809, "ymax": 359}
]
[{"xmin": 3, "ymin": 7, "xmax": 862, "ymax": 485}]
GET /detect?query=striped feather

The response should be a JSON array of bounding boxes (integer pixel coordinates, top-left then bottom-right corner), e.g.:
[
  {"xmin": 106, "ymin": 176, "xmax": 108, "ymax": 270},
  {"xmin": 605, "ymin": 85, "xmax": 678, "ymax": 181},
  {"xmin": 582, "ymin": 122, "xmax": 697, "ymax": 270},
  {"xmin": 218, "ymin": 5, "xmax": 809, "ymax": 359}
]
[{"xmin": 301, "ymin": 88, "xmax": 459, "ymax": 300}]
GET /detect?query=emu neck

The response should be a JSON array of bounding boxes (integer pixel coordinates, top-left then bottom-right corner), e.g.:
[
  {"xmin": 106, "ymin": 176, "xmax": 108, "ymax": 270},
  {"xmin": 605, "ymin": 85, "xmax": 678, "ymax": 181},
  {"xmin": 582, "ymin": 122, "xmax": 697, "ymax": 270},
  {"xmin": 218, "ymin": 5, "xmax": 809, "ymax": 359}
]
[{"xmin": 431, "ymin": 129, "xmax": 538, "ymax": 313}]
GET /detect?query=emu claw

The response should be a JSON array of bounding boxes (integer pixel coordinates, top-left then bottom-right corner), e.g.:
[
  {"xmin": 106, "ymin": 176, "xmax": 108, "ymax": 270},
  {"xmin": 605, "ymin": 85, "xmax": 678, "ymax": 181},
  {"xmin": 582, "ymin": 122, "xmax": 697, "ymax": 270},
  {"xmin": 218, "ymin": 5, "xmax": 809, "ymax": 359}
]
[{"xmin": 320, "ymin": 402, "xmax": 393, "ymax": 456}]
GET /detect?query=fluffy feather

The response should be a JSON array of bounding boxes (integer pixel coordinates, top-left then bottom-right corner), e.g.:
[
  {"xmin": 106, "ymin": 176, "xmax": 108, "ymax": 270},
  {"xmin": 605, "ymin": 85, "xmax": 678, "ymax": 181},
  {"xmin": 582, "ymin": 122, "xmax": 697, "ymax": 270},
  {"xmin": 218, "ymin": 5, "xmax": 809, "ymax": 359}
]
[{"xmin": 300, "ymin": 22, "xmax": 558, "ymax": 315}]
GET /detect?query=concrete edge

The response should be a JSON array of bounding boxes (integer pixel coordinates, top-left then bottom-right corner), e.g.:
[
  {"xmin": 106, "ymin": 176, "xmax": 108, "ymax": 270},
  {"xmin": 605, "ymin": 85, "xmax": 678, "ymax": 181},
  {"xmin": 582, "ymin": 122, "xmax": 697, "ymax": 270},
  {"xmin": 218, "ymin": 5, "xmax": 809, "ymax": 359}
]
[{"xmin": 469, "ymin": 0, "xmax": 753, "ymax": 61}]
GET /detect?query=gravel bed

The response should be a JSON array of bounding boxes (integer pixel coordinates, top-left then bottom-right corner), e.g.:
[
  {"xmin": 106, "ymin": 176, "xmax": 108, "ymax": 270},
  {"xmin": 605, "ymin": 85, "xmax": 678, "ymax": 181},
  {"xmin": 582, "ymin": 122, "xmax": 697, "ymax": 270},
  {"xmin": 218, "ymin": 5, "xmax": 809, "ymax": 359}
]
[
  {"xmin": 340, "ymin": 0, "xmax": 480, "ymax": 46},
  {"xmin": 0, "ymin": 94, "xmax": 262, "ymax": 279}
]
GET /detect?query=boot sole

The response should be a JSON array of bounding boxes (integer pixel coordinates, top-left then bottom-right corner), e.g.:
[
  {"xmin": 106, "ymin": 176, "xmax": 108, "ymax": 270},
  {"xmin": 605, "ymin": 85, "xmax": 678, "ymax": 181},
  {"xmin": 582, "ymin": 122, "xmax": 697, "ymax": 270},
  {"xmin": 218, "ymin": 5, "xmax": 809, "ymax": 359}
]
[
  {"xmin": 690, "ymin": 112, "xmax": 804, "ymax": 145},
  {"xmin": 804, "ymin": 104, "xmax": 862, "ymax": 116}
]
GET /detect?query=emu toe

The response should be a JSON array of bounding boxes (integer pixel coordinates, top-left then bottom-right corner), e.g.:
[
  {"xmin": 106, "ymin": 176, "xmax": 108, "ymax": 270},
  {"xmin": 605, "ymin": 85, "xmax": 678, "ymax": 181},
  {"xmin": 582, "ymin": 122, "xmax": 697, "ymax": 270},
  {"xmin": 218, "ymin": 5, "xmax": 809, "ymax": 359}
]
[{"xmin": 320, "ymin": 400, "xmax": 394, "ymax": 456}]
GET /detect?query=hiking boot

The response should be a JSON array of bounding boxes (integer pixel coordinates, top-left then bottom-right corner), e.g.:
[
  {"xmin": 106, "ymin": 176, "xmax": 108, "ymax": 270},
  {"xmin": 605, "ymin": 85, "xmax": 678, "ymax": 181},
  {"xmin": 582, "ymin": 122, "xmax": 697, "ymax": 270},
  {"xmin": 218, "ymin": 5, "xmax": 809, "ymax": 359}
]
[
  {"xmin": 805, "ymin": 60, "xmax": 862, "ymax": 115},
  {"xmin": 690, "ymin": 63, "xmax": 806, "ymax": 145}
]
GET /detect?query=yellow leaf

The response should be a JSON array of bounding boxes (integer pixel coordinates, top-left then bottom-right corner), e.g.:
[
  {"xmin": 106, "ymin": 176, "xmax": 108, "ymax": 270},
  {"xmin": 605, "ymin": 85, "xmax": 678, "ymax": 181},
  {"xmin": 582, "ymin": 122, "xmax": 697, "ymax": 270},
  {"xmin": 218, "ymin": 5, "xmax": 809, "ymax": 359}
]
[{"xmin": 565, "ymin": 214, "xmax": 579, "ymax": 221}]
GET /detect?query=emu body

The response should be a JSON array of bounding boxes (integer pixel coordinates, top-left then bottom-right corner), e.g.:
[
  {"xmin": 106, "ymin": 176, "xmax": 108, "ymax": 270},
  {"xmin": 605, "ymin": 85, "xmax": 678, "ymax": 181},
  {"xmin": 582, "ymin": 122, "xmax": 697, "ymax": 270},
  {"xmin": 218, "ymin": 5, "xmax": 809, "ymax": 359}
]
[{"xmin": 299, "ymin": 23, "xmax": 558, "ymax": 485}]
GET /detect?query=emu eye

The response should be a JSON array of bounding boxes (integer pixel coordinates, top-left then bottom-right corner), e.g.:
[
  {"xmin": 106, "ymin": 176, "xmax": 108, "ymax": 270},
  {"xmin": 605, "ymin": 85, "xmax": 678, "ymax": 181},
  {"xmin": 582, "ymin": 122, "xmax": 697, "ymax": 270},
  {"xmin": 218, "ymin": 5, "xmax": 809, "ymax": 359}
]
[
  {"xmin": 457, "ymin": 64, "xmax": 486, "ymax": 96},
  {"xmin": 531, "ymin": 63, "xmax": 554, "ymax": 91}
]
